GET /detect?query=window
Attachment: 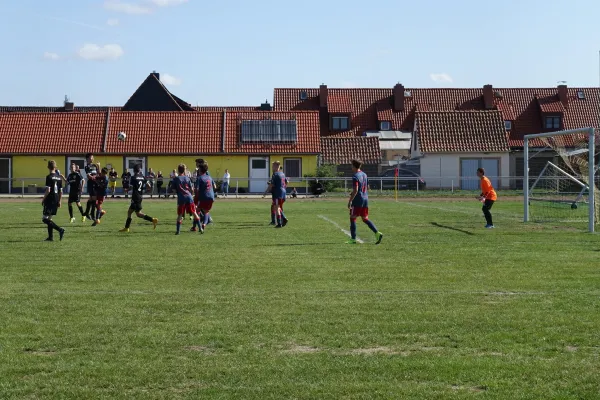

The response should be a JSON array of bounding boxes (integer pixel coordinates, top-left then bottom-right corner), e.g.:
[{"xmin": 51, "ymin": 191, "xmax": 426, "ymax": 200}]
[
  {"xmin": 251, "ymin": 159, "xmax": 267, "ymax": 169},
  {"xmin": 283, "ymin": 158, "xmax": 302, "ymax": 178},
  {"xmin": 241, "ymin": 120, "xmax": 297, "ymax": 143},
  {"xmin": 545, "ymin": 116, "xmax": 561, "ymax": 130},
  {"xmin": 299, "ymin": 91, "xmax": 308, "ymax": 100},
  {"xmin": 577, "ymin": 90, "xmax": 585, "ymax": 99},
  {"xmin": 504, "ymin": 121, "xmax": 512, "ymax": 131},
  {"xmin": 380, "ymin": 121, "xmax": 392, "ymax": 131},
  {"xmin": 332, "ymin": 116, "xmax": 349, "ymax": 130}
]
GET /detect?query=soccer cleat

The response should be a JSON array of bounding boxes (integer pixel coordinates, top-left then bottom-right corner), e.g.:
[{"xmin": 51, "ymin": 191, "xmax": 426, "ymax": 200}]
[
  {"xmin": 375, "ymin": 232, "xmax": 384, "ymax": 245},
  {"xmin": 282, "ymin": 218, "xmax": 288, "ymax": 227},
  {"xmin": 59, "ymin": 229, "xmax": 65, "ymax": 241},
  {"xmin": 275, "ymin": 224, "xmax": 283, "ymax": 229},
  {"xmin": 485, "ymin": 225, "xmax": 495, "ymax": 229},
  {"xmin": 175, "ymin": 231, "xmax": 180, "ymax": 235},
  {"xmin": 119, "ymin": 227, "xmax": 130, "ymax": 232},
  {"xmin": 101, "ymin": 210, "xmax": 107, "ymax": 217},
  {"xmin": 44, "ymin": 237, "xmax": 53, "ymax": 242},
  {"xmin": 81, "ymin": 215, "xmax": 87, "ymax": 223},
  {"xmin": 190, "ymin": 227, "xmax": 197, "ymax": 232},
  {"xmin": 199, "ymin": 224, "xmax": 205, "ymax": 234},
  {"xmin": 91, "ymin": 221, "xmax": 98, "ymax": 227},
  {"xmin": 269, "ymin": 222, "xmax": 275, "ymax": 226},
  {"xmin": 208, "ymin": 217, "xmax": 214, "ymax": 225},
  {"xmin": 346, "ymin": 239, "xmax": 357, "ymax": 244},
  {"xmin": 70, "ymin": 218, "xmax": 75, "ymax": 224},
  {"xmin": 152, "ymin": 218, "xmax": 158, "ymax": 230}
]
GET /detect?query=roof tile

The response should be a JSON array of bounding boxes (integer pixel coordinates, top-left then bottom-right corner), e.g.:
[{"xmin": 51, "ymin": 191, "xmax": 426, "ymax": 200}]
[{"xmin": 320, "ymin": 137, "xmax": 381, "ymax": 164}]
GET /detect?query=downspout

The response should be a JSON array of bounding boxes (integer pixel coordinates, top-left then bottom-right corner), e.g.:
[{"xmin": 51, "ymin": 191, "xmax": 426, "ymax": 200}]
[
  {"xmin": 102, "ymin": 110, "xmax": 111, "ymax": 153},
  {"xmin": 221, "ymin": 110, "xmax": 226, "ymax": 153}
]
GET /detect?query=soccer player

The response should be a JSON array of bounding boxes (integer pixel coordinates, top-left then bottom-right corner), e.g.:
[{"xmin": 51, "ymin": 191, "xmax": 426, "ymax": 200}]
[
  {"xmin": 119, "ymin": 164, "xmax": 158, "ymax": 232},
  {"xmin": 265, "ymin": 161, "xmax": 288, "ymax": 228},
  {"xmin": 42, "ymin": 160, "xmax": 65, "ymax": 241},
  {"xmin": 66, "ymin": 163, "xmax": 85, "ymax": 223},
  {"xmin": 173, "ymin": 164, "xmax": 201, "ymax": 235},
  {"xmin": 193, "ymin": 161, "xmax": 214, "ymax": 234},
  {"xmin": 82, "ymin": 153, "xmax": 99, "ymax": 222},
  {"xmin": 347, "ymin": 159, "xmax": 383, "ymax": 245},
  {"xmin": 109, "ymin": 167, "xmax": 118, "ymax": 198},
  {"xmin": 477, "ymin": 167, "xmax": 497, "ymax": 228},
  {"xmin": 121, "ymin": 169, "xmax": 132, "ymax": 198},
  {"xmin": 194, "ymin": 158, "xmax": 214, "ymax": 224},
  {"xmin": 92, "ymin": 167, "xmax": 109, "ymax": 226}
]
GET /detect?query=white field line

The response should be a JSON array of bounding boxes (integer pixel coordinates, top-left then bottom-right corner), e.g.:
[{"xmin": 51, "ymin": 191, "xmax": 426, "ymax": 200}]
[
  {"xmin": 318, "ymin": 215, "xmax": 364, "ymax": 243},
  {"xmin": 402, "ymin": 202, "xmax": 522, "ymax": 221}
]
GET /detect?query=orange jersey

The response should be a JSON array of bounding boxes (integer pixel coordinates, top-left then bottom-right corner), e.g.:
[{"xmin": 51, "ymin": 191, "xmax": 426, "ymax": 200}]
[{"xmin": 480, "ymin": 177, "xmax": 497, "ymax": 201}]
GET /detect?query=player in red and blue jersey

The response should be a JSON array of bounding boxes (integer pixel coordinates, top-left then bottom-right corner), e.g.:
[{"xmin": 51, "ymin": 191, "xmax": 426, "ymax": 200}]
[
  {"xmin": 91, "ymin": 167, "xmax": 109, "ymax": 226},
  {"xmin": 265, "ymin": 161, "xmax": 288, "ymax": 228},
  {"xmin": 347, "ymin": 159, "xmax": 383, "ymax": 244},
  {"xmin": 193, "ymin": 161, "xmax": 214, "ymax": 234},
  {"xmin": 173, "ymin": 163, "xmax": 201, "ymax": 235}
]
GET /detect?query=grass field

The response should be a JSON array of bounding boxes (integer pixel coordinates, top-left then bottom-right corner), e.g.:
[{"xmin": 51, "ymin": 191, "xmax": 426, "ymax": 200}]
[{"xmin": 1, "ymin": 197, "xmax": 599, "ymax": 399}]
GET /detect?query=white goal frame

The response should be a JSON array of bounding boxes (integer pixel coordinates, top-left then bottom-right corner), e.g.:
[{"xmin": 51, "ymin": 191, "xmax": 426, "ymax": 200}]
[{"xmin": 523, "ymin": 127, "xmax": 596, "ymax": 232}]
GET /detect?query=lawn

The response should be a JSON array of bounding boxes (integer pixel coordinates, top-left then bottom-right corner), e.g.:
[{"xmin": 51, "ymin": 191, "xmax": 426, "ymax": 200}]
[{"xmin": 0, "ymin": 197, "xmax": 599, "ymax": 399}]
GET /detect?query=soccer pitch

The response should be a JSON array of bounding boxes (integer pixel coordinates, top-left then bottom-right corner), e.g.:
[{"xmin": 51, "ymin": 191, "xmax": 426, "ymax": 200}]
[{"xmin": 1, "ymin": 198, "xmax": 599, "ymax": 399}]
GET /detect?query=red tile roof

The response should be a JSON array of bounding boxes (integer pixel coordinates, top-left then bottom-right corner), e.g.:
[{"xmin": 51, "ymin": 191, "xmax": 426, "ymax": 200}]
[
  {"xmin": 416, "ymin": 111, "xmax": 509, "ymax": 153},
  {"xmin": 537, "ymin": 96, "xmax": 566, "ymax": 113},
  {"xmin": 0, "ymin": 106, "xmax": 121, "ymax": 113},
  {"xmin": 320, "ymin": 137, "xmax": 381, "ymax": 164},
  {"xmin": 194, "ymin": 106, "xmax": 260, "ymax": 112},
  {"xmin": 105, "ymin": 112, "xmax": 222, "ymax": 154},
  {"xmin": 224, "ymin": 111, "xmax": 320, "ymax": 154},
  {"xmin": 327, "ymin": 95, "xmax": 352, "ymax": 113},
  {"xmin": 0, "ymin": 112, "xmax": 107, "ymax": 154},
  {"xmin": 274, "ymin": 87, "xmax": 600, "ymax": 147}
]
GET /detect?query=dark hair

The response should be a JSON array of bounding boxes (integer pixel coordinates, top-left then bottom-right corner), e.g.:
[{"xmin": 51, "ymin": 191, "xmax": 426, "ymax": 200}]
[
  {"xmin": 199, "ymin": 162, "xmax": 208, "ymax": 173},
  {"xmin": 85, "ymin": 153, "xmax": 93, "ymax": 159},
  {"xmin": 178, "ymin": 164, "xmax": 186, "ymax": 174},
  {"xmin": 101, "ymin": 167, "xmax": 109, "ymax": 174},
  {"xmin": 195, "ymin": 158, "xmax": 204, "ymax": 165},
  {"xmin": 47, "ymin": 160, "xmax": 56, "ymax": 170},
  {"xmin": 134, "ymin": 164, "xmax": 141, "ymax": 173},
  {"xmin": 351, "ymin": 159, "xmax": 363, "ymax": 169},
  {"xmin": 477, "ymin": 167, "xmax": 485, "ymax": 175}
]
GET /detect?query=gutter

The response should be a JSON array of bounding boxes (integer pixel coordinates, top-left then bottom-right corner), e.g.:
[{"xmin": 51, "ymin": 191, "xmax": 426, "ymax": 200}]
[{"xmin": 102, "ymin": 110, "xmax": 111, "ymax": 153}]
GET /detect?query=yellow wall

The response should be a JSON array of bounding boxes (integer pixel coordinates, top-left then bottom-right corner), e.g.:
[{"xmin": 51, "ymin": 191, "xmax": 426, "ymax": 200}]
[
  {"xmin": 94, "ymin": 155, "xmax": 124, "ymax": 173},
  {"xmin": 13, "ymin": 155, "xmax": 66, "ymax": 190}
]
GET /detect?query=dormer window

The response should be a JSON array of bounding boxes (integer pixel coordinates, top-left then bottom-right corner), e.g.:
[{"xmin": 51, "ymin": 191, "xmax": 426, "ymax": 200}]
[
  {"xmin": 299, "ymin": 91, "xmax": 308, "ymax": 100},
  {"xmin": 504, "ymin": 121, "xmax": 512, "ymax": 131},
  {"xmin": 577, "ymin": 90, "xmax": 585, "ymax": 99},
  {"xmin": 380, "ymin": 121, "xmax": 391, "ymax": 131},
  {"xmin": 545, "ymin": 116, "xmax": 561, "ymax": 130},
  {"xmin": 331, "ymin": 116, "xmax": 349, "ymax": 130}
]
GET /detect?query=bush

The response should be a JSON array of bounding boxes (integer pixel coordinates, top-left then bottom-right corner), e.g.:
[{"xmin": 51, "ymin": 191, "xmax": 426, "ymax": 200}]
[{"xmin": 304, "ymin": 164, "xmax": 343, "ymax": 193}]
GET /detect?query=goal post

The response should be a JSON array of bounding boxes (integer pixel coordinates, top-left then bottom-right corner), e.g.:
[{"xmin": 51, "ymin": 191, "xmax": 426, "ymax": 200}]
[{"xmin": 523, "ymin": 127, "xmax": 596, "ymax": 232}]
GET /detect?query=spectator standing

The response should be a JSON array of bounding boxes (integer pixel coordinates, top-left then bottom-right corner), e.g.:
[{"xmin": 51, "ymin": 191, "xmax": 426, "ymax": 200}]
[
  {"xmin": 146, "ymin": 168, "xmax": 156, "ymax": 198},
  {"xmin": 222, "ymin": 169, "xmax": 230, "ymax": 197},
  {"xmin": 157, "ymin": 171, "xmax": 164, "ymax": 198},
  {"xmin": 109, "ymin": 167, "xmax": 119, "ymax": 198}
]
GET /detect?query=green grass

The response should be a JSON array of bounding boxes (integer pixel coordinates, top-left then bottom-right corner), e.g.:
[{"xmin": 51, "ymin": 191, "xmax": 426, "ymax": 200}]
[{"xmin": 1, "ymin": 198, "xmax": 599, "ymax": 399}]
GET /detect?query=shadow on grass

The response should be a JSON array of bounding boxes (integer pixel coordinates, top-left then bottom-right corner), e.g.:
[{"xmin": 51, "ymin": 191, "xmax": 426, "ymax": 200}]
[
  {"xmin": 430, "ymin": 222, "xmax": 475, "ymax": 236},
  {"xmin": 252, "ymin": 242, "xmax": 341, "ymax": 247}
]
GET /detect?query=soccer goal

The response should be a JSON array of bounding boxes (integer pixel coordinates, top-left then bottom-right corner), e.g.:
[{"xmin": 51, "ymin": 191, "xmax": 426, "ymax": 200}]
[{"xmin": 523, "ymin": 127, "xmax": 598, "ymax": 232}]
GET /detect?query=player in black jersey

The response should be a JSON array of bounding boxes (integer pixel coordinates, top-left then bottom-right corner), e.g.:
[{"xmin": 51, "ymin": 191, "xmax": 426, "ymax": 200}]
[
  {"xmin": 42, "ymin": 160, "xmax": 65, "ymax": 241},
  {"xmin": 122, "ymin": 170, "xmax": 132, "ymax": 198},
  {"xmin": 109, "ymin": 167, "xmax": 119, "ymax": 198},
  {"xmin": 82, "ymin": 153, "xmax": 99, "ymax": 222},
  {"xmin": 92, "ymin": 168, "xmax": 109, "ymax": 226},
  {"xmin": 66, "ymin": 163, "xmax": 85, "ymax": 223},
  {"xmin": 119, "ymin": 164, "xmax": 158, "ymax": 232}
]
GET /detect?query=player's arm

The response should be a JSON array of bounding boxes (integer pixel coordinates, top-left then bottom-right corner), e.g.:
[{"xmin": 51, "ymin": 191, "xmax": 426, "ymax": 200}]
[
  {"xmin": 42, "ymin": 177, "xmax": 51, "ymax": 204},
  {"xmin": 263, "ymin": 183, "xmax": 273, "ymax": 198},
  {"xmin": 348, "ymin": 179, "xmax": 358, "ymax": 208},
  {"xmin": 58, "ymin": 183, "xmax": 63, "ymax": 207}
]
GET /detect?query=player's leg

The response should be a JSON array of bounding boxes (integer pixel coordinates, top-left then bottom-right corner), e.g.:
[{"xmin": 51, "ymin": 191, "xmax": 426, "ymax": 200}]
[
  {"xmin": 347, "ymin": 210, "xmax": 358, "ymax": 244},
  {"xmin": 176, "ymin": 204, "xmax": 185, "ymax": 234},
  {"xmin": 135, "ymin": 206, "xmax": 158, "ymax": 229},
  {"xmin": 43, "ymin": 213, "xmax": 64, "ymax": 241},
  {"xmin": 279, "ymin": 200, "xmax": 288, "ymax": 227},
  {"xmin": 68, "ymin": 201, "xmax": 74, "ymax": 220},
  {"xmin": 483, "ymin": 200, "xmax": 494, "ymax": 228},
  {"xmin": 120, "ymin": 207, "xmax": 134, "ymax": 232},
  {"xmin": 361, "ymin": 211, "xmax": 383, "ymax": 244},
  {"xmin": 76, "ymin": 201, "xmax": 85, "ymax": 216}
]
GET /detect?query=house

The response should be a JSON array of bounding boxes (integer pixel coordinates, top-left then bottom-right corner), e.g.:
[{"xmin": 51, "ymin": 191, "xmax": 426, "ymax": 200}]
[
  {"xmin": 320, "ymin": 136, "xmax": 381, "ymax": 177},
  {"xmin": 274, "ymin": 84, "xmax": 600, "ymax": 189}
]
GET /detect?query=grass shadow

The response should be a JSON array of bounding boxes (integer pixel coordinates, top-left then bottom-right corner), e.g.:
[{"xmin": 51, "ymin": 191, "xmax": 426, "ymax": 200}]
[{"xmin": 430, "ymin": 222, "xmax": 475, "ymax": 236}]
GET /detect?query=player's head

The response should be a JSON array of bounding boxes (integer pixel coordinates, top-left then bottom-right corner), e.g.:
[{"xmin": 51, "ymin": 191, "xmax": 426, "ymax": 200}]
[
  {"xmin": 101, "ymin": 167, "xmax": 109, "ymax": 176},
  {"xmin": 85, "ymin": 153, "xmax": 94, "ymax": 163},
  {"xmin": 149, "ymin": 167, "xmax": 153, "ymax": 172},
  {"xmin": 272, "ymin": 161, "xmax": 281, "ymax": 171},
  {"xmin": 47, "ymin": 160, "xmax": 57, "ymax": 171},
  {"xmin": 110, "ymin": 167, "xmax": 115, "ymax": 171},
  {"xmin": 199, "ymin": 162, "xmax": 208, "ymax": 174},
  {"xmin": 178, "ymin": 164, "xmax": 186, "ymax": 175},
  {"xmin": 225, "ymin": 169, "xmax": 228, "ymax": 173},
  {"xmin": 70, "ymin": 163, "xmax": 77, "ymax": 172},
  {"xmin": 477, "ymin": 167, "xmax": 485, "ymax": 178},
  {"xmin": 134, "ymin": 164, "xmax": 141, "ymax": 174},
  {"xmin": 351, "ymin": 159, "xmax": 363, "ymax": 172}
]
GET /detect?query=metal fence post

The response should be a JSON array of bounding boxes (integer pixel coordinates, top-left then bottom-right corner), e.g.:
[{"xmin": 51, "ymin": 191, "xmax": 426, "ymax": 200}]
[
  {"xmin": 305, "ymin": 178, "xmax": 309, "ymax": 198},
  {"xmin": 416, "ymin": 179, "xmax": 419, "ymax": 193},
  {"xmin": 21, "ymin": 179, "xmax": 24, "ymax": 198},
  {"xmin": 236, "ymin": 180, "xmax": 239, "ymax": 199}
]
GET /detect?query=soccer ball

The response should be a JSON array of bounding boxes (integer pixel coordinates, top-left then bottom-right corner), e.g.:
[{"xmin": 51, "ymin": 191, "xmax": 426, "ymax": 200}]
[{"xmin": 117, "ymin": 132, "xmax": 127, "ymax": 141}]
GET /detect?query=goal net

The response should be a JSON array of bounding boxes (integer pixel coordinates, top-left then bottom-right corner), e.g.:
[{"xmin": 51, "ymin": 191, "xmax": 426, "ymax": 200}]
[{"xmin": 524, "ymin": 127, "xmax": 598, "ymax": 231}]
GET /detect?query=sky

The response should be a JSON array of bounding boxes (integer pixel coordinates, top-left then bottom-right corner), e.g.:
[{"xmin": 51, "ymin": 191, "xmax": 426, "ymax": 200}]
[{"xmin": 1, "ymin": 0, "xmax": 600, "ymax": 106}]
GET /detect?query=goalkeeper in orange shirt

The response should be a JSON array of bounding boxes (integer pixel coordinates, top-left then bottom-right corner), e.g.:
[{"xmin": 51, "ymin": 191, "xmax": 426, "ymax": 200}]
[{"xmin": 477, "ymin": 167, "xmax": 497, "ymax": 229}]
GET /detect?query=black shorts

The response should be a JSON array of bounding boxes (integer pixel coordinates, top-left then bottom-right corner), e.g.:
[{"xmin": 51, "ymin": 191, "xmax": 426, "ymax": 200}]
[
  {"xmin": 129, "ymin": 200, "xmax": 143, "ymax": 212},
  {"xmin": 68, "ymin": 192, "xmax": 81, "ymax": 204},
  {"xmin": 43, "ymin": 202, "xmax": 58, "ymax": 216},
  {"xmin": 122, "ymin": 182, "xmax": 130, "ymax": 189},
  {"xmin": 87, "ymin": 184, "xmax": 96, "ymax": 196}
]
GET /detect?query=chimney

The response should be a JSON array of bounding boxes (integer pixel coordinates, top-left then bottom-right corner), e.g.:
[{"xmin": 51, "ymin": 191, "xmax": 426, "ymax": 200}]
[
  {"xmin": 260, "ymin": 100, "xmax": 272, "ymax": 111},
  {"xmin": 64, "ymin": 102, "xmax": 74, "ymax": 112},
  {"xmin": 558, "ymin": 84, "xmax": 568, "ymax": 107},
  {"xmin": 152, "ymin": 71, "xmax": 160, "ymax": 81},
  {"xmin": 483, "ymin": 84, "xmax": 494, "ymax": 109},
  {"xmin": 319, "ymin": 84, "xmax": 328, "ymax": 108},
  {"xmin": 393, "ymin": 83, "xmax": 405, "ymax": 112}
]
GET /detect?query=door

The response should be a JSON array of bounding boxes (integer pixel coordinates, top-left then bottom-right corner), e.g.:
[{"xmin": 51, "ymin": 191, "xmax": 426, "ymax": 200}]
[
  {"xmin": 67, "ymin": 157, "xmax": 86, "ymax": 193},
  {"xmin": 460, "ymin": 159, "xmax": 480, "ymax": 190},
  {"xmin": 481, "ymin": 159, "xmax": 499, "ymax": 189},
  {"xmin": 249, "ymin": 157, "xmax": 269, "ymax": 193},
  {"xmin": 126, "ymin": 157, "xmax": 145, "ymax": 175},
  {"xmin": 0, "ymin": 158, "xmax": 10, "ymax": 194}
]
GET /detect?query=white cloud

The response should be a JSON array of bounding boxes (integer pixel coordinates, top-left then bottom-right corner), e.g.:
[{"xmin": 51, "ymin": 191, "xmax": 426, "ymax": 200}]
[
  {"xmin": 43, "ymin": 52, "xmax": 60, "ymax": 61},
  {"xmin": 430, "ymin": 73, "xmax": 453, "ymax": 83},
  {"xmin": 78, "ymin": 44, "xmax": 124, "ymax": 61},
  {"xmin": 150, "ymin": 0, "xmax": 188, "ymax": 6},
  {"xmin": 104, "ymin": 1, "xmax": 152, "ymax": 14},
  {"xmin": 161, "ymin": 73, "xmax": 182, "ymax": 86},
  {"xmin": 107, "ymin": 18, "xmax": 119, "ymax": 26}
]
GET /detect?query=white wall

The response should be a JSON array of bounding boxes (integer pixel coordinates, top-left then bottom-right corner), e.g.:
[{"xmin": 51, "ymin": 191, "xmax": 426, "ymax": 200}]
[{"xmin": 420, "ymin": 152, "xmax": 510, "ymax": 189}]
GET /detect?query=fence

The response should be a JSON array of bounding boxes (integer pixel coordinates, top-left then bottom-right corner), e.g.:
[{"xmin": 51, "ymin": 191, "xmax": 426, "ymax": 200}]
[{"xmin": 0, "ymin": 176, "xmax": 532, "ymax": 198}]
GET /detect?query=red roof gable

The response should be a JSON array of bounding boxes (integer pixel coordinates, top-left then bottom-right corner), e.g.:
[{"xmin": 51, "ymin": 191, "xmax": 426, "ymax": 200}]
[
  {"xmin": 537, "ymin": 96, "xmax": 566, "ymax": 113},
  {"xmin": 274, "ymin": 87, "xmax": 600, "ymax": 147},
  {"xmin": 320, "ymin": 137, "xmax": 381, "ymax": 164},
  {"xmin": 224, "ymin": 111, "xmax": 320, "ymax": 154},
  {"xmin": 416, "ymin": 111, "xmax": 509, "ymax": 153},
  {"xmin": 105, "ymin": 112, "xmax": 222, "ymax": 154},
  {"xmin": 0, "ymin": 112, "xmax": 106, "ymax": 154}
]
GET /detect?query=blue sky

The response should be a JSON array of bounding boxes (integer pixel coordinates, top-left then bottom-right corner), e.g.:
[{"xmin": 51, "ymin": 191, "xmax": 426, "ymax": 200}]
[{"xmin": 1, "ymin": 0, "xmax": 599, "ymax": 106}]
